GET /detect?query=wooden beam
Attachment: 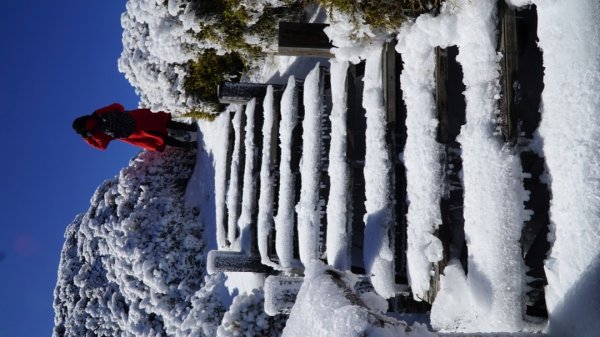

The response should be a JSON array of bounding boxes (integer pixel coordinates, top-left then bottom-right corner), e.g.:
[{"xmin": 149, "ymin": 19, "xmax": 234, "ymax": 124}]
[
  {"xmin": 278, "ymin": 22, "xmax": 333, "ymax": 58},
  {"xmin": 207, "ymin": 250, "xmax": 273, "ymax": 274},
  {"xmin": 218, "ymin": 82, "xmax": 285, "ymax": 104},
  {"xmin": 499, "ymin": 2, "xmax": 519, "ymax": 145}
]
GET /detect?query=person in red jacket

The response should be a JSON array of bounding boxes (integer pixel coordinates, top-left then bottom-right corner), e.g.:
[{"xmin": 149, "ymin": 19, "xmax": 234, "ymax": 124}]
[{"xmin": 72, "ymin": 103, "xmax": 197, "ymax": 152}]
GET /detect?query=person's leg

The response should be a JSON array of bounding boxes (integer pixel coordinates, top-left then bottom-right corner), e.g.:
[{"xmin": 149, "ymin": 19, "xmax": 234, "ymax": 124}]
[
  {"xmin": 164, "ymin": 136, "xmax": 196, "ymax": 150},
  {"xmin": 167, "ymin": 119, "xmax": 198, "ymax": 132}
]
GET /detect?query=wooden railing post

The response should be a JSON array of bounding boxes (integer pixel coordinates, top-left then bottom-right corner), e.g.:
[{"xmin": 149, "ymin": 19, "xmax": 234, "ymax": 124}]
[{"xmin": 278, "ymin": 22, "xmax": 333, "ymax": 58}]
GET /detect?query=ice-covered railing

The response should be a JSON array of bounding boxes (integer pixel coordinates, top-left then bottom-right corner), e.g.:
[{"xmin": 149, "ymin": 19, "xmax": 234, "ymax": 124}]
[
  {"xmin": 326, "ymin": 59, "xmax": 351, "ymax": 270},
  {"xmin": 226, "ymin": 105, "xmax": 244, "ymax": 246},
  {"xmin": 274, "ymin": 77, "xmax": 300, "ymax": 270},
  {"xmin": 362, "ymin": 44, "xmax": 403, "ymax": 299},
  {"xmin": 236, "ymin": 99, "xmax": 258, "ymax": 253},
  {"xmin": 208, "ymin": 5, "xmax": 565, "ymax": 331},
  {"xmin": 296, "ymin": 64, "xmax": 326, "ymax": 265},
  {"xmin": 257, "ymin": 86, "xmax": 279, "ymax": 268}
]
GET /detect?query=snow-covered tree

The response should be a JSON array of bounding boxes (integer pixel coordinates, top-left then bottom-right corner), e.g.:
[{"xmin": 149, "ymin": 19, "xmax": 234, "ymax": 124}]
[
  {"xmin": 217, "ymin": 289, "xmax": 287, "ymax": 337},
  {"xmin": 119, "ymin": 0, "xmax": 304, "ymax": 114},
  {"xmin": 181, "ymin": 273, "xmax": 228, "ymax": 337},
  {"xmin": 53, "ymin": 149, "xmax": 226, "ymax": 337}
]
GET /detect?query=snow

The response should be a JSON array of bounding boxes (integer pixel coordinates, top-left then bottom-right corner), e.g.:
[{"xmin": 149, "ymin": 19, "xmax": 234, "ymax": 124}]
[
  {"xmin": 274, "ymin": 77, "xmax": 299, "ymax": 270},
  {"xmin": 323, "ymin": 9, "xmax": 389, "ymax": 64},
  {"xmin": 282, "ymin": 261, "xmax": 437, "ymax": 337},
  {"xmin": 296, "ymin": 64, "xmax": 324, "ymax": 265},
  {"xmin": 218, "ymin": 288, "xmax": 287, "ymax": 337},
  {"xmin": 185, "ymin": 122, "xmax": 218, "ymax": 253},
  {"xmin": 326, "ymin": 59, "xmax": 351, "ymax": 270},
  {"xmin": 205, "ymin": 111, "xmax": 231, "ymax": 249},
  {"xmin": 535, "ymin": 1, "xmax": 600, "ymax": 335}
]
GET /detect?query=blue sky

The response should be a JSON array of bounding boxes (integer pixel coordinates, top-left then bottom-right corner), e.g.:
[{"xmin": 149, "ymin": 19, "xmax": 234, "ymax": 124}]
[{"xmin": 0, "ymin": 1, "xmax": 140, "ymax": 336}]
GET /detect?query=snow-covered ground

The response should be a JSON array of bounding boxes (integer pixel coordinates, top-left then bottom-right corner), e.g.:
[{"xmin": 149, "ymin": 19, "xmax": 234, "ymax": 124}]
[
  {"xmin": 534, "ymin": 1, "xmax": 600, "ymax": 335},
  {"xmin": 55, "ymin": 0, "xmax": 600, "ymax": 336}
]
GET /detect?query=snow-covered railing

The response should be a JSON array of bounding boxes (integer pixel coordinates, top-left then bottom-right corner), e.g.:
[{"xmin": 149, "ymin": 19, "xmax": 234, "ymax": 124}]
[
  {"xmin": 236, "ymin": 99, "xmax": 259, "ymax": 254},
  {"xmin": 225, "ymin": 105, "xmax": 245, "ymax": 246},
  {"xmin": 274, "ymin": 76, "xmax": 301, "ymax": 270},
  {"xmin": 257, "ymin": 86, "xmax": 280, "ymax": 268},
  {"xmin": 212, "ymin": 5, "xmax": 552, "ymax": 328},
  {"xmin": 296, "ymin": 64, "xmax": 330, "ymax": 265}
]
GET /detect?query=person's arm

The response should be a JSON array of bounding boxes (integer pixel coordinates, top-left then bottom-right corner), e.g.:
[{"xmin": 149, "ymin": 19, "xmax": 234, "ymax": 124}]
[{"xmin": 84, "ymin": 131, "xmax": 112, "ymax": 150}]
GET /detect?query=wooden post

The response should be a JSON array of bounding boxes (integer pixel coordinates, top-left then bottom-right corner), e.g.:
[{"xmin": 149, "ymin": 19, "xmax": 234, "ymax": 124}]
[
  {"xmin": 207, "ymin": 250, "xmax": 272, "ymax": 274},
  {"xmin": 499, "ymin": 2, "xmax": 519, "ymax": 145},
  {"xmin": 346, "ymin": 62, "xmax": 367, "ymax": 275},
  {"xmin": 218, "ymin": 82, "xmax": 285, "ymax": 104},
  {"xmin": 221, "ymin": 111, "xmax": 235, "ymax": 247},
  {"xmin": 278, "ymin": 22, "xmax": 333, "ymax": 58},
  {"xmin": 264, "ymin": 275, "xmax": 304, "ymax": 315},
  {"xmin": 383, "ymin": 42, "xmax": 397, "ymax": 125},
  {"xmin": 425, "ymin": 46, "xmax": 468, "ymax": 305}
]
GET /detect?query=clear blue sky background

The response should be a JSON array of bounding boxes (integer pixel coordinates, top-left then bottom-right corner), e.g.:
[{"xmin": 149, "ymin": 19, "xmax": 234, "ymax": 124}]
[{"xmin": 0, "ymin": 2, "xmax": 140, "ymax": 336}]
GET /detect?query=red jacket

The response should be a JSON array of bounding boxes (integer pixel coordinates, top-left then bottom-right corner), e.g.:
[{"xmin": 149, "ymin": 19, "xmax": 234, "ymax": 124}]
[{"xmin": 84, "ymin": 103, "xmax": 171, "ymax": 152}]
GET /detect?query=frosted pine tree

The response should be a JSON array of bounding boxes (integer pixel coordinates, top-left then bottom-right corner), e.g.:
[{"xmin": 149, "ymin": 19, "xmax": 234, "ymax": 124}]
[
  {"xmin": 217, "ymin": 289, "xmax": 288, "ymax": 337},
  {"xmin": 53, "ymin": 149, "xmax": 225, "ymax": 337}
]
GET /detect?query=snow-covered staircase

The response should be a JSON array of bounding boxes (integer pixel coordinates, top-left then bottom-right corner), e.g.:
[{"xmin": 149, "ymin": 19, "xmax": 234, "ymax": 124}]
[{"xmin": 208, "ymin": 2, "xmax": 557, "ymax": 332}]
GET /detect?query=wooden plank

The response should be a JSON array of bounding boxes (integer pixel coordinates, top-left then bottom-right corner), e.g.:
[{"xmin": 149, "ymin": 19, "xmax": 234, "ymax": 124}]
[
  {"xmin": 249, "ymin": 101, "xmax": 264, "ymax": 256},
  {"xmin": 218, "ymin": 82, "xmax": 285, "ymax": 104},
  {"xmin": 318, "ymin": 68, "xmax": 331, "ymax": 258},
  {"xmin": 268, "ymin": 95, "xmax": 281, "ymax": 260},
  {"xmin": 291, "ymin": 85, "xmax": 304, "ymax": 261},
  {"xmin": 346, "ymin": 62, "xmax": 367, "ymax": 274},
  {"xmin": 511, "ymin": 5, "xmax": 549, "ymax": 321},
  {"xmin": 425, "ymin": 46, "xmax": 468, "ymax": 304},
  {"xmin": 383, "ymin": 42, "xmax": 397, "ymax": 124},
  {"xmin": 278, "ymin": 22, "xmax": 333, "ymax": 58},
  {"xmin": 499, "ymin": 2, "xmax": 519, "ymax": 144},
  {"xmin": 221, "ymin": 111, "xmax": 235, "ymax": 247},
  {"xmin": 207, "ymin": 250, "xmax": 272, "ymax": 274}
]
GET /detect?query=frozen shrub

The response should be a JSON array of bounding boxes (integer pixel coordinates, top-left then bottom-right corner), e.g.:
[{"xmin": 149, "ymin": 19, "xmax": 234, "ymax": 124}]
[
  {"xmin": 217, "ymin": 289, "xmax": 288, "ymax": 337},
  {"xmin": 53, "ymin": 149, "xmax": 225, "ymax": 337}
]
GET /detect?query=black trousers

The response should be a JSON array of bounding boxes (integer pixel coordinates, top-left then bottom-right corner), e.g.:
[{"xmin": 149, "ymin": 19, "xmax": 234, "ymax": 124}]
[{"xmin": 167, "ymin": 120, "xmax": 197, "ymax": 132}]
